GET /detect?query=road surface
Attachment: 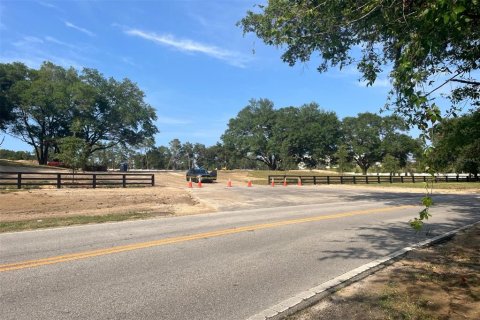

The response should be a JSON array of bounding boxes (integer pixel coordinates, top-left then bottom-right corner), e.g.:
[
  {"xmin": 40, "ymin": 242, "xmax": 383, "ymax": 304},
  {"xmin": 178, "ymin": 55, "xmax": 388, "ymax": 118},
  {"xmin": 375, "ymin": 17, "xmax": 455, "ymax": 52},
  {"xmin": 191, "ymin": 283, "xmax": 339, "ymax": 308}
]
[{"xmin": 1, "ymin": 186, "xmax": 479, "ymax": 319}]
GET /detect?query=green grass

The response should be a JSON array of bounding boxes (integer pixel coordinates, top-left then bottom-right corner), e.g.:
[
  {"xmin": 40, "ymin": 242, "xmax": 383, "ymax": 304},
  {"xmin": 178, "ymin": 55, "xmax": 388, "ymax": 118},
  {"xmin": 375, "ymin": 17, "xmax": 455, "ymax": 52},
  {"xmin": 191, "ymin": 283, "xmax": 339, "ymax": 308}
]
[
  {"xmin": 360, "ymin": 182, "xmax": 480, "ymax": 190},
  {"xmin": 246, "ymin": 169, "xmax": 339, "ymax": 180},
  {"xmin": 0, "ymin": 212, "xmax": 160, "ymax": 233}
]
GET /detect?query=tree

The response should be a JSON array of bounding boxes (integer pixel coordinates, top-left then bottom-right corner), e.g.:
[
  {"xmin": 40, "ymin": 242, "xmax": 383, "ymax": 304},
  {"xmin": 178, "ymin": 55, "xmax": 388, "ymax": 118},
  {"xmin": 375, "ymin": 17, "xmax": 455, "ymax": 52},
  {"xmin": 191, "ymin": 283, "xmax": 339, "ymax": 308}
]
[
  {"xmin": 333, "ymin": 144, "xmax": 353, "ymax": 174},
  {"xmin": 146, "ymin": 146, "xmax": 171, "ymax": 169},
  {"xmin": 168, "ymin": 139, "xmax": 183, "ymax": 170},
  {"xmin": 0, "ymin": 62, "xmax": 28, "ymax": 130},
  {"xmin": 0, "ymin": 149, "xmax": 35, "ymax": 160},
  {"xmin": 222, "ymin": 99, "xmax": 281, "ymax": 170},
  {"xmin": 430, "ymin": 110, "xmax": 480, "ymax": 177},
  {"xmin": 342, "ymin": 113, "xmax": 384, "ymax": 175},
  {"xmin": 4, "ymin": 62, "xmax": 76, "ymax": 164},
  {"xmin": 56, "ymin": 136, "xmax": 88, "ymax": 177},
  {"xmin": 73, "ymin": 68, "xmax": 158, "ymax": 159},
  {"xmin": 342, "ymin": 113, "xmax": 412, "ymax": 174},
  {"xmin": 202, "ymin": 143, "xmax": 227, "ymax": 169},
  {"xmin": 222, "ymin": 99, "xmax": 341, "ymax": 170},
  {"xmin": 1, "ymin": 61, "xmax": 158, "ymax": 165},
  {"xmin": 182, "ymin": 142, "xmax": 195, "ymax": 169},
  {"xmin": 275, "ymin": 103, "xmax": 341, "ymax": 168},
  {"xmin": 240, "ymin": 0, "xmax": 480, "ymax": 130},
  {"xmin": 192, "ymin": 143, "xmax": 208, "ymax": 168},
  {"xmin": 382, "ymin": 154, "xmax": 400, "ymax": 175}
]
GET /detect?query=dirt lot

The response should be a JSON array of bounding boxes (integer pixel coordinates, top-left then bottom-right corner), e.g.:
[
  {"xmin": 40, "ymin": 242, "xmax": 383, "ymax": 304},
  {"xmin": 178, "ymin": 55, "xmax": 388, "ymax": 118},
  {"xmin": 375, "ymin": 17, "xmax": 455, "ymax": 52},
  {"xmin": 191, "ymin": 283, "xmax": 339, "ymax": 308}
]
[
  {"xmin": 288, "ymin": 223, "xmax": 480, "ymax": 320},
  {"xmin": 0, "ymin": 170, "xmax": 261, "ymax": 222}
]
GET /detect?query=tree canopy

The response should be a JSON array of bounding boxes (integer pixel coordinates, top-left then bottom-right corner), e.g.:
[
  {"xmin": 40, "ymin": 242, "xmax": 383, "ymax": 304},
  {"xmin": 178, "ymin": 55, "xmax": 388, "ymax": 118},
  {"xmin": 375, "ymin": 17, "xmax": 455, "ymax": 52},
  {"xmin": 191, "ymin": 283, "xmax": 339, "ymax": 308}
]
[
  {"xmin": 222, "ymin": 99, "xmax": 341, "ymax": 170},
  {"xmin": 0, "ymin": 61, "xmax": 158, "ymax": 164},
  {"xmin": 429, "ymin": 110, "xmax": 480, "ymax": 177},
  {"xmin": 342, "ymin": 112, "xmax": 418, "ymax": 174},
  {"xmin": 239, "ymin": 0, "xmax": 480, "ymax": 130}
]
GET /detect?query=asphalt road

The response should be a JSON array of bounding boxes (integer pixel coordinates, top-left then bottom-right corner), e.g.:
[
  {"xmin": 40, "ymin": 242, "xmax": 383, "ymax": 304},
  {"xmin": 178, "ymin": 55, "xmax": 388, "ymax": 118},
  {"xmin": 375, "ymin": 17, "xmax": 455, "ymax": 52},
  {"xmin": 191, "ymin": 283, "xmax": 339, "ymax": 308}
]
[{"xmin": 1, "ymin": 186, "xmax": 479, "ymax": 320}]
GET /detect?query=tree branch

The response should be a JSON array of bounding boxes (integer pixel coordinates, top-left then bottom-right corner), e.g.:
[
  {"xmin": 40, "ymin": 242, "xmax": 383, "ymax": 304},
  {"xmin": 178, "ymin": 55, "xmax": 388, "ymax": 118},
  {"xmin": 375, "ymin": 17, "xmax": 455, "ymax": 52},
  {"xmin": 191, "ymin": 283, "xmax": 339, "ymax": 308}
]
[{"xmin": 451, "ymin": 79, "xmax": 480, "ymax": 86}]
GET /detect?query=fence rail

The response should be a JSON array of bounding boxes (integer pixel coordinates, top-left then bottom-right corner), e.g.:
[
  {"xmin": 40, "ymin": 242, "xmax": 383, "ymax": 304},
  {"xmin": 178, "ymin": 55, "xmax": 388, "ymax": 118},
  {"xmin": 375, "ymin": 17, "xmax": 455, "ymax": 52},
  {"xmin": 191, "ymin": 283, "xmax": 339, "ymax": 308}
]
[
  {"xmin": 0, "ymin": 172, "xmax": 155, "ymax": 189},
  {"xmin": 268, "ymin": 174, "xmax": 479, "ymax": 185}
]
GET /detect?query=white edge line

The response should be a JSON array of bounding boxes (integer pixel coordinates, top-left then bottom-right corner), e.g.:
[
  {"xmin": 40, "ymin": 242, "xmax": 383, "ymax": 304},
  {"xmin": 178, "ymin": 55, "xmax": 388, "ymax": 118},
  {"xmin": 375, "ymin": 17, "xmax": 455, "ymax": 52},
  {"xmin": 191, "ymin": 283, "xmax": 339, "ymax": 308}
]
[{"xmin": 247, "ymin": 220, "xmax": 480, "ymax": 320}]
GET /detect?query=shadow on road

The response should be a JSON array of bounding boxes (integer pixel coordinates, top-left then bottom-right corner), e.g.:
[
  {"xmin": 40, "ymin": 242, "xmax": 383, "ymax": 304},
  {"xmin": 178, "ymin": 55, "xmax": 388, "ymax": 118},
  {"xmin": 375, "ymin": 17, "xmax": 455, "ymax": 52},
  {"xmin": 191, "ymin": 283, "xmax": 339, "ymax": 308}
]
[{"xmin": 316, "ymin": 193, "xmax": 480, "ymax": 262}]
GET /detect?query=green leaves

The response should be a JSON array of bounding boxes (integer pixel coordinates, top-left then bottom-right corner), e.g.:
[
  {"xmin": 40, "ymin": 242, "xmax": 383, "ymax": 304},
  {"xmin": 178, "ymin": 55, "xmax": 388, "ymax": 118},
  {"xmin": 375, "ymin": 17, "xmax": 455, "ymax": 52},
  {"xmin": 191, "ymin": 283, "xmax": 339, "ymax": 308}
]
[
  {"xmin": 421, "ymin": 196, "xmax": 433, "ymax": 208},
  {"xmin": 240, "ymin": 0, "xmax": 480, "ymax": 131},
  {"xmin": 1, "ymin": 61, "xmax": 158, "ymax": 165},
  {"xmin": 409, "ymin": 218, "xmax": 424, "ymax": 232},
  {"xmin": 222, "ymin": 99, "xmax": 341, "ymax": 170}
]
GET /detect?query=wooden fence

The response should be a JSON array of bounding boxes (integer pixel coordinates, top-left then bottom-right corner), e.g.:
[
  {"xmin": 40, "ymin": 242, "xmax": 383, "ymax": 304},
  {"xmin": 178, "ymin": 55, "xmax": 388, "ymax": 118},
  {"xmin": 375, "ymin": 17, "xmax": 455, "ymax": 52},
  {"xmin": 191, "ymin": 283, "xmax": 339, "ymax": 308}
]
[
  {"xmin": 0, "ymin": 172, "xmax": 155, "ymax": 189},
  {"xmin": 268, "ymin": 174, "xmax": 479, "ymax": 185}
]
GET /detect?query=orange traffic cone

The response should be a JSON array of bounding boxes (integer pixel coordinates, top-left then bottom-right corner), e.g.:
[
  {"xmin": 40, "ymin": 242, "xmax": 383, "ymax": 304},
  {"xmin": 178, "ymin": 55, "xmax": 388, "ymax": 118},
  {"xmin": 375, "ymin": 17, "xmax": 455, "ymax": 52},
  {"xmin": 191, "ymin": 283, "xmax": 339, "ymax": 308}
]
[
  {"xmin": 247, "ymin": 180, "xmax": 252, "ymax": 187},
  {"xmin": 297, "ymin": 178, "xmax": 302, "ymax": 186},
  {"xmin": 283, "ymin": 178, "xmax": 287, "ymax": 187},
  {"xmin": 271, "ymin": 178, "xmax": 275, "ymax": 187},
  {"xmin": 187, "ymin": 178, "xmax": 193, "ymax": 188},
  {"xmin": 198, "ymin": 178, "xmax": 202, "ymax": 188},
  {"xmin": 227, "ymin": 179, "xmax": 232, "ymax": 187}
]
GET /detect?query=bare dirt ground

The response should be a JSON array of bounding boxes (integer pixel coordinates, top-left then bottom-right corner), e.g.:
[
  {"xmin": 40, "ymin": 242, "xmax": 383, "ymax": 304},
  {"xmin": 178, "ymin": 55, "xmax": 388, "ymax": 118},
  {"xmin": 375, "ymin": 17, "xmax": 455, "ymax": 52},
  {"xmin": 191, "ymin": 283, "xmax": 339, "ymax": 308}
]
[
  {"xmin": 288, "ymin": 223, "xmax": 480, "ymax": 320},
  {"xmin": 0, "ymin": 170, "xmax": 212, "ymax": 222},
  {"xmin": 0, "ymin": 169, "xmax": 261, "ymax": 222}
]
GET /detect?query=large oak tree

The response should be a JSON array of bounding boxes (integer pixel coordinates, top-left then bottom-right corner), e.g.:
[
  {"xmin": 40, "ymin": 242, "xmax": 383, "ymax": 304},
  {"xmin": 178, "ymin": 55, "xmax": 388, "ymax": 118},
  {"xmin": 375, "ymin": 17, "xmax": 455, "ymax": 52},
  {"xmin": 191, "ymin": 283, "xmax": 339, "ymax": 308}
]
[{"xmin": 0, "ymin": 61, "xmax": 158, "ymax": 164}]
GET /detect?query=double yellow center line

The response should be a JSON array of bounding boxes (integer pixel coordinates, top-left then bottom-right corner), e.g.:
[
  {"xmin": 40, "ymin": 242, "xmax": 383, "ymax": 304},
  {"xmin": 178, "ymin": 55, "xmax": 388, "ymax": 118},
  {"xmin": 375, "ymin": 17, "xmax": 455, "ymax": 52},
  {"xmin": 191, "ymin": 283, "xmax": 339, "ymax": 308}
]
[{"xmin": 0, "ymin": 205, "xmax": 414, "ymax": 272}]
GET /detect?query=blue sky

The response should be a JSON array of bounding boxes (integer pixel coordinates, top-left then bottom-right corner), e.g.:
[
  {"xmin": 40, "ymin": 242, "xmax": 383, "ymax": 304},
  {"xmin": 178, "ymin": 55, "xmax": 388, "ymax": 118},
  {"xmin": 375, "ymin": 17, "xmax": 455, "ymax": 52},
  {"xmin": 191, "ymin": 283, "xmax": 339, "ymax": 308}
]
[{"xmin": 1, "ymin": 0, "xmax": 396, "ymax": 151}]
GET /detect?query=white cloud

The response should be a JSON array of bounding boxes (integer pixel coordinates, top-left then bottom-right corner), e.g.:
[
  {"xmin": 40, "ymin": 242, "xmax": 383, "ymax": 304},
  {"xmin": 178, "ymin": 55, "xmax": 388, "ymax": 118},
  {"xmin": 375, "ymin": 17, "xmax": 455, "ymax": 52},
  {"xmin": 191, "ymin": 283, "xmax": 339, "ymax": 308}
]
[
  {"xmin": 13, "ymin": 36, "xmax": 44, "ymax": 47},
  {"xmin": 65, "ymin": 21, "xmax": 95, "ymax": 37},
  {"xmin": 37, "ymin": 1, "xmax": 58, "ymax": 9},
  {"xmin": 44, "ymin": 36, "xmax": 79, "ymax": 49},
  {"xmin": 124, "ymin": 28, "xmax": 250, "ymax": 67}
]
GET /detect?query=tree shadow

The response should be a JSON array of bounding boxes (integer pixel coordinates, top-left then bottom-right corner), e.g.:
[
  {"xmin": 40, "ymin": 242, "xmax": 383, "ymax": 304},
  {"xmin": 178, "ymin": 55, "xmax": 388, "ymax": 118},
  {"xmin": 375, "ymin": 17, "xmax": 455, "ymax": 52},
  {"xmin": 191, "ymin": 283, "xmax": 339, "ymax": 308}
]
[{"xmin": 316, "ymin": 193, "xmax": 480, "ymax": 262}]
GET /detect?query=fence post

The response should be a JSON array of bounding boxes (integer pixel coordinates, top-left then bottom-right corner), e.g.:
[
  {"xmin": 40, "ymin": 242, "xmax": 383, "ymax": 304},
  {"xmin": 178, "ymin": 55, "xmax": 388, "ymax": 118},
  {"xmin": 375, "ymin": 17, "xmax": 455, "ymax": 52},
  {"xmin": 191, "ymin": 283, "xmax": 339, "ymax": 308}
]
[
  {"xmin": 151, "ymin": 174, "xmax": 155, "ymax": 186},
  {"xmin": 326, "ymin": 176, "xmax": 330, "ymax": 185},
  {"xmin": 377, "ymin": 176, "xmax": 380, "ymax": 184},
  {"xmin": 353, "ymin": 176, "xmax": 356, "ymax": 184},
  {"xmin": 456, "ymin": 174, "xmax": 459, "ymax": 182},
  {"xmin": 340, "ymin": 176, "xmax": 343, "ymax": 184},
  {"xmin": 401, "ymin": 176, "xmax": 404, "ymax": 183},
  {"xmin": 423, "ymin": 176, "xmax": 426, "ymax": 182},
  {"xmin": 93, "ymin": 174, "xmax": 97, "ymax": 188},
  {"xmin": 17, "ymin": 173, "xmax": 22, "ymax": 189},
  {"xmin": 122, "ymin": 174, "xmax": 126, "ymax": 188},
  {"xmin": 412, "ymin": 175, "xmax": 415, "ymax": 183},
  {"xmin": 390, "ymin": 175, "xmax": 393, "ymax": 183},
  {"xmin": 57, "ymin": 173, "xmax": 61, "ymax": 188},
  {"xmin": 313, "ymin": 176, "xmax": 316, "ymax": 185},
  {"xmin": 467, "ymin": 175, "xmax": 470, "ymax": 182},
  {"xmin": 365, "ymin": 176, "xmax": 369, "ymax": 184}
]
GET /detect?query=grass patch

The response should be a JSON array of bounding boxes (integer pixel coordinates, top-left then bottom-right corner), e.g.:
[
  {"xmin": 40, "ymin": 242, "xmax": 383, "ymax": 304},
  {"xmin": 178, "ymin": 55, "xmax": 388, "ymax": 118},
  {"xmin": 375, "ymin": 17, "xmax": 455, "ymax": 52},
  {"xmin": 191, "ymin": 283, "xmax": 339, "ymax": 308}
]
[
  {"xmin": 246, "ymin": 170, "xmax": 339, "ymax": 182},
  {"xmin": 0, "ymin": 212, "xmax": 160, "ymax": 233},
  {"xmin": 360, "ymin": 182, "xmax": 480, "ymax": 190},
  {"xmin": 378, "ymin": 283, "xmax": 436, "ymax": 320}
]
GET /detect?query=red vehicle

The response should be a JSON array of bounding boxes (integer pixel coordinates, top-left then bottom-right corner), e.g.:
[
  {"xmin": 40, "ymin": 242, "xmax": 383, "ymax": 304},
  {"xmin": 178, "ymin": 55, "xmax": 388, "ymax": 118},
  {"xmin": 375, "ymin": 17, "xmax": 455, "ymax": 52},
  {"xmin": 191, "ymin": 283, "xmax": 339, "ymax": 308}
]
[{"xmin": 47, "ymin": 160, "xmax": 65, "ymax": 167}]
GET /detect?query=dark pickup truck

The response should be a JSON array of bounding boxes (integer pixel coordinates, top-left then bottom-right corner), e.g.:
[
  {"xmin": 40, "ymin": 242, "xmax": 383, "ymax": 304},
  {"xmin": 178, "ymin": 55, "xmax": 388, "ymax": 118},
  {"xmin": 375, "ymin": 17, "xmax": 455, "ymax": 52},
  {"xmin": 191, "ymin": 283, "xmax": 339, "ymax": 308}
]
[{"xmin": 186, "ymin": 168, "xmax": 217, "ymax": 182}]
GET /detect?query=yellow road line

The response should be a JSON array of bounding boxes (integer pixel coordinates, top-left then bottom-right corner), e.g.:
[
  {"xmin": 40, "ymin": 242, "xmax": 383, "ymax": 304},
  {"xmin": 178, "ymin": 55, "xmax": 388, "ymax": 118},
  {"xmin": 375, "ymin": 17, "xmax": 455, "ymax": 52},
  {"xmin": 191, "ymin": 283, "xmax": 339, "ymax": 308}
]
[{"xmin": 0, "ymin": 205, "xmax": 415, "ymax": 272}]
